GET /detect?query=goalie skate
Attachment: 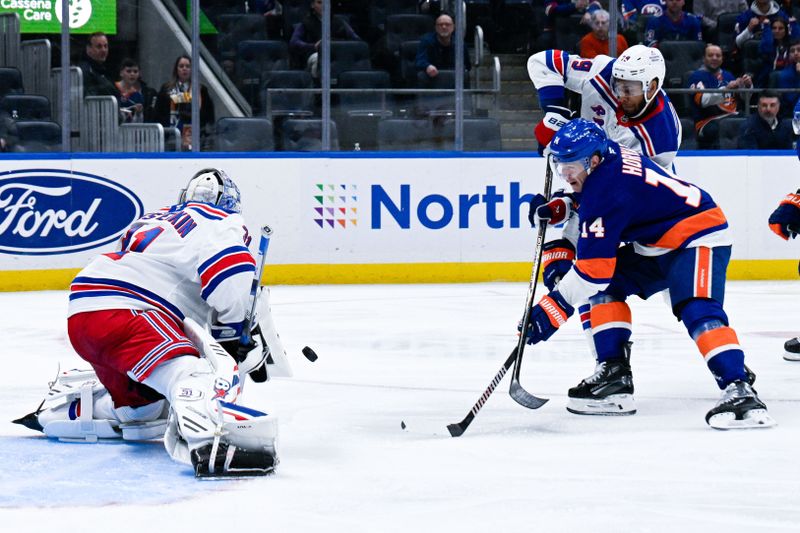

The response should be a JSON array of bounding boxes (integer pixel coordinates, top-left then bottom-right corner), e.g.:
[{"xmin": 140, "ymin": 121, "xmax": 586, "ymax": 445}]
[
  {"xmin": 566, "ymin": 346, "xmax": 636, "ymax": 416},
  {"xmin": 783, "ymin": 337, "xmax": 800, "ymax": 361},
  {"xmin": 706, "ymin": 381, "xmax": 777, "ymax": 430}
]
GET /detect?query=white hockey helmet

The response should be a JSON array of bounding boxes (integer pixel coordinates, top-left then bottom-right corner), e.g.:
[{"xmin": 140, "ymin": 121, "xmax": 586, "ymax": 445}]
[
  {"xmin": 179, "ymin": 168, "xmax": 242, "ymax": 213},
  {"xmin": 611, "ymin": 45, "xmax": 665, "ymax": 112}
]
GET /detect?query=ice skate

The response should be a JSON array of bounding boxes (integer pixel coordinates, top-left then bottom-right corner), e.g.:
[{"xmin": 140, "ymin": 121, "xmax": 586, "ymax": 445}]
[
  {"xmin": 783, "ymin": 337, "xmax": 800, "ymax": 361},
  {"xmin": 706, "ymin": 380, "xmax": 776, "ymax": 430},
  {"xmin": 566, "ymin": 344, "xmax": 636, "ymax": 416}
]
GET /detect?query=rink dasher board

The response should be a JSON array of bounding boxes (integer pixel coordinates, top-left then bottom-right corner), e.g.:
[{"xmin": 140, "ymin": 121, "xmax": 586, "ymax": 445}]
[{"xmin": 0, "ymin": 152, "xmax": 797, "ymax": 290}]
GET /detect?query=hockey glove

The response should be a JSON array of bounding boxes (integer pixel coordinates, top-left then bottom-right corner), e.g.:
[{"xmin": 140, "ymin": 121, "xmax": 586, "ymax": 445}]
[
  {"xmin": 534, "ymin": 105, "xmax": 573, "ymax": 155},
  {"xmin": 520, "ymin": 290, "xmax": 574, "ymax": 345},
  {"xmin": 541, "ymin": 238, "xmax": 576, "ymax": 291},
  {"xmin": 768, "ymin": 191, "xmax": 800, "ymax": 240},
  {"xmin": 219, "ymin": 324, "xmax": 270, "ymax": 382},
  {"xmin": 528, "ymin": 191, "xmax": 576, "ymax": 228}
]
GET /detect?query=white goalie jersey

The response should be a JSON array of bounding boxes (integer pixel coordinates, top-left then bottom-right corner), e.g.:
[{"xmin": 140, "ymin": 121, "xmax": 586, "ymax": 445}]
[
  {"xmin": 528, "ymin": 50, "xmax": 681, "ymax": 168},
  {"xmin": 68, "ymin": 201, "xmax": 256, "ymax": 335}
]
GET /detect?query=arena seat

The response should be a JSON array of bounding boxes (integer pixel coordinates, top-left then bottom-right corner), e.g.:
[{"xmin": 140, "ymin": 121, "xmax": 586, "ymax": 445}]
[
  {"xmin": 377, "ymin": 118, "xmax": 438, "ymax": 151},
  {"xmin": 215, "ymin": 117, "xmax": 275, "ymax": 152},
  {"xmin": 717, "ymin": 116, "xmax": 745, "ymax": 149},
  {"xmin": 281, "ymin": 118, "xmax": 339, "ymax": 151}
]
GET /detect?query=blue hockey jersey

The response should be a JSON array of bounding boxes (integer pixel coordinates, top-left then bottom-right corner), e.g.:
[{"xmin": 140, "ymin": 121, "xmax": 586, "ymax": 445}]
[{"xmin": 557, "ymin": 141, "xmax": 732, "ymax": 306}]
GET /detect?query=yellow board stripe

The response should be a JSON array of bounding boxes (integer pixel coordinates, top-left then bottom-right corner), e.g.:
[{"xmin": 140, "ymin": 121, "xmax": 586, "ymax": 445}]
[{"xmin": 0, "ymin": 259, "xmax": 797, "ymax": 291}]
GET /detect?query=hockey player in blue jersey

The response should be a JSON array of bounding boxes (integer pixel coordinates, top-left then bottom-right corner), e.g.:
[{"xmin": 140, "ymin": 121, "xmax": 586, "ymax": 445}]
[
  {"xmin": 522, "ymin": 119, "xmax": 775, "ymax": 429},
  {"xmin": 529, "ymin": 44, "xmax": 682, "ymax": 383},
  {"xmin": 767, "ymin": 100, "xmax": 800, "ymax": 360}
]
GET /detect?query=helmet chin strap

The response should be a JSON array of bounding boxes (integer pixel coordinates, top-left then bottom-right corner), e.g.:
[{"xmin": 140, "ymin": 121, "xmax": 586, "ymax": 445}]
[{"xmin": 626, "ymin": 80, "xmax": 659, "ymax": 120}]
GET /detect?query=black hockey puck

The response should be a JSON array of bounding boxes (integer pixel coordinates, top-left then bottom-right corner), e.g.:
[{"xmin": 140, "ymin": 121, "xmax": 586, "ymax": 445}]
[
  {"xmin": 302, "ymin": 346, "xmax": 318, "ymax": 362},
  {"xmin": 401, "ymin": 421, "xmax": 407, "ymax": 430}
]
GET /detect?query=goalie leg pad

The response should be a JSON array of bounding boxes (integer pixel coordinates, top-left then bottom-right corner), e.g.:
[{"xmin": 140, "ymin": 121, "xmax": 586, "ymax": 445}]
[
  {"xmin": 19, "ymin": 368, "xmax": 167, "ymax": 443},
  {"xmin": 144, "ymin": 323, "xmax": 278, "ymax": 474}
]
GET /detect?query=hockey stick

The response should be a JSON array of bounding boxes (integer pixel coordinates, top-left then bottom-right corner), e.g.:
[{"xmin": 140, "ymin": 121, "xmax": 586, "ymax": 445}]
[
  {"xmin": 447, "ymin": 349, "xmax": 517, "ymax": 437},
  {"xmin": 508, "ymin": 156, "xmax": 554, "ymax": 409},
  {"xmin": 243, "ymin": 225, "xmax": 272, "ymax": 382}
]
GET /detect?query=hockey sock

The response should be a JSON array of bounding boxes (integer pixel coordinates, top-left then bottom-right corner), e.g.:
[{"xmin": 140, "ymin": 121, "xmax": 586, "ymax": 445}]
[
  {"xmin": 590, "ymin": 301, "xmax": 632, "ymax": 363},
  {"xmin": 578, "ymin": 303, "xmax": 599, "ymax": 358},
  {"xmin": 694, "ymin": 325, "xmax": 747, "ymax": 389}
]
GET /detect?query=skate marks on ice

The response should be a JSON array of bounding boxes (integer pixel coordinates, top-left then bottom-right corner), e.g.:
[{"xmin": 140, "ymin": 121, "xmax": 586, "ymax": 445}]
[{"xmin": 0, "ymin": 437, "xmax": 245, "ymax": 507}]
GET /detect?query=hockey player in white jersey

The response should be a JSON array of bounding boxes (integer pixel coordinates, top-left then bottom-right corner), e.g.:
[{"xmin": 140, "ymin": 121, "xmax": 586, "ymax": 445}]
[
  {"xmin": 14, "ymin": 168, "xmax": 281, "ymax": 477},
  {"xmin": 528, "ymin": 44, "xmax": 682, "ymax": 167}
]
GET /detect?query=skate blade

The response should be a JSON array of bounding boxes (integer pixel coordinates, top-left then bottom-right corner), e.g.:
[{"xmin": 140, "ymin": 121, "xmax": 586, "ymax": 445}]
[
  {"xmin": 783, "ymin": 351, "xmax": 800, "ymax": 362},
  {"xmin": 708, "ymin": 409, "xmax": 777, "ymax": 430},
  {"xmin": 566, "ymin": 394, "xmax": 636, "ymax": 416}
]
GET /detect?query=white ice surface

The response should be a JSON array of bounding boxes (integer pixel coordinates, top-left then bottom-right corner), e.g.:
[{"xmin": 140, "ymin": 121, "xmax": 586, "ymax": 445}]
[{"xmin": 1, "ymin": 281, "xmax": 800, "ymax": 532}]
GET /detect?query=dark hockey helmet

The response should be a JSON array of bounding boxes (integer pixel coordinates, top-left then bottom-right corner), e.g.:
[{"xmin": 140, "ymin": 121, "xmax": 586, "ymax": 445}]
[{"xmin": 179, "ymin": 168, "xmax": 242, "ymax": 213}]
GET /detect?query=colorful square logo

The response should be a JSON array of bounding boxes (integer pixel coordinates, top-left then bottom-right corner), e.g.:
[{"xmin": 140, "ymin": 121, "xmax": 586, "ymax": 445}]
[{"xmin": 314, "ymin": 184, "xmax": 358, "ymax": 228}]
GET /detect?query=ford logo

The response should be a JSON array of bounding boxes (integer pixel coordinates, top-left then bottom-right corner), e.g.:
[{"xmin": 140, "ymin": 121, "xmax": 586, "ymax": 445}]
[{"xmin": 0, "ymin": 169, "xmax": 143, "ymax": 256}]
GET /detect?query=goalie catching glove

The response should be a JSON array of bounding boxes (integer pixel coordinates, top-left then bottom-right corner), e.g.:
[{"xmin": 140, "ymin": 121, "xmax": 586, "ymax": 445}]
[
  {"xmin": 534, "ymin": 105, "xmax": 573, "ymax": 155},
  {"xmin": 768, "ymin": 190, "xmax": 800, "ymax": 240},
  {"xmin": 519, "ymin": 290, "xmax": 574, "ymax": 345},
  {"xmin": 212, "ymin": 287, "xmax": 291, "ymax": 383}
]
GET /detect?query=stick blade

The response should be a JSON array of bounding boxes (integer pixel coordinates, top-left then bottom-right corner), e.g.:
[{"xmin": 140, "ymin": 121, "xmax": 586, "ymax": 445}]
[
  {"xmin": 447, "ymin": 423, "xmax": 466, "ymax": 438},
  {"xmin": 509, "ymin": 380, "xmax": 549, "ymax": 409}
]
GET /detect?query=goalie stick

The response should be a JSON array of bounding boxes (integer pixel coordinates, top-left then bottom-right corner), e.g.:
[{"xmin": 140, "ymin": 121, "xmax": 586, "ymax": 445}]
[
  {"xmin": 244, "ymin": 225, "xmax": 272, "ymax": 383},
  {"xmin": 447, "ymin": 349, "xmax": 517, "ymax": 437},
  {"xmin": 508, "ymin": 157, "xmax": 554, "ymax": 409}
]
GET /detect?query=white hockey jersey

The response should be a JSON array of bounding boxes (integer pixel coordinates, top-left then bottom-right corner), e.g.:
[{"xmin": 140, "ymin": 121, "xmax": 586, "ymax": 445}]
[
  {"xmin": 68, "ymin": 202, "xmax": 256, "ymax": 336},
  {"xmin": 528, "ymin": 50, "xmax": 682, "ymax": 168}
]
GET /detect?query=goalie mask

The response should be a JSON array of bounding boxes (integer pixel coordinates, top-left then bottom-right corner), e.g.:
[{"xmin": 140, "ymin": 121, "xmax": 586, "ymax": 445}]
[{"xmin": 180, "ymin": 168, "xmax": 242, "ymax": 213}]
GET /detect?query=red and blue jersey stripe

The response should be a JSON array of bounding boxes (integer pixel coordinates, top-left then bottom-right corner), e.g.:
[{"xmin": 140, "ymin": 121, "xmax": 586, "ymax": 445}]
[
  {"xmin": 545, "ymin": 49, "xmax": 569, "ymax": 82},
  {"xmin": 70, "ymin": 276, "xmax": 185, "ymax": 325},
  {"xmin": 181, "ymin": 202, "xmax": 231, "ymax": 221},
  {"xmin": 197, "ymin": 245, "xmax": 256, "ymax": 300}
]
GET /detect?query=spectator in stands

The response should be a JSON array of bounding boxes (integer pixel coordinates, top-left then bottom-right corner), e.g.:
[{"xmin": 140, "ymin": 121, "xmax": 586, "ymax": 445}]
[
  {"xmin": 415, "ymin": 12, "xmax": 471, "ymax": 87},
  {"xmin": 579, "ymin": 9, "xmax": 629, "ymax": 58},
  {"xmin": 738, "ymin": 90, "xmax": 794, "ymax": 147},
  {"xmin": 78, "ymin": 32, "xmax": 119, "ymax": 98},
  {"xmin": 418, "ymin": 1, "xmax": 442, "ymax": 17},
  {"xmin": 776, "ymin": 39, "xmax": 800, "ymax": 114},
  {"xmin": 689, "ymin": 43, "xmax": 753, "ymax": 148},
  {"xmin": 539, "ymin": 0, "xmax": 600, "ymax": 51},
  {"xmin": 115, "ymin": 59, "xmax": 145, "ymax": 124},
  {"xmin": 289, "ymin": 0, "xmax": 362, "ymax": 79},
  {"xmin": 154, "ymin": 55, "xmax": 215, "ymax": 151},
  {"xmin": 757, "ymin": 17, "xmax": 794, "ymax": 86},
  {"xmin": 734, "ymin": 0, "xmax": 798, "ymax": 49},
  {"xmin": 644, "ymin": 0, "xmax": 703, "ymax": 47},
  {"xmin": 693, "ymin": 0, "xmax": 748, "ymax": 42},
  {"xmin": 115, "ymin": 58, "xmax": 159, "ymax": 124},
  {"xmin": 622, "ymin": 0, "xmax": 665, "ymax": 24},
  {"xmin": 249, "ymin": 0, "xmax": 282, "ymax": 37}
]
